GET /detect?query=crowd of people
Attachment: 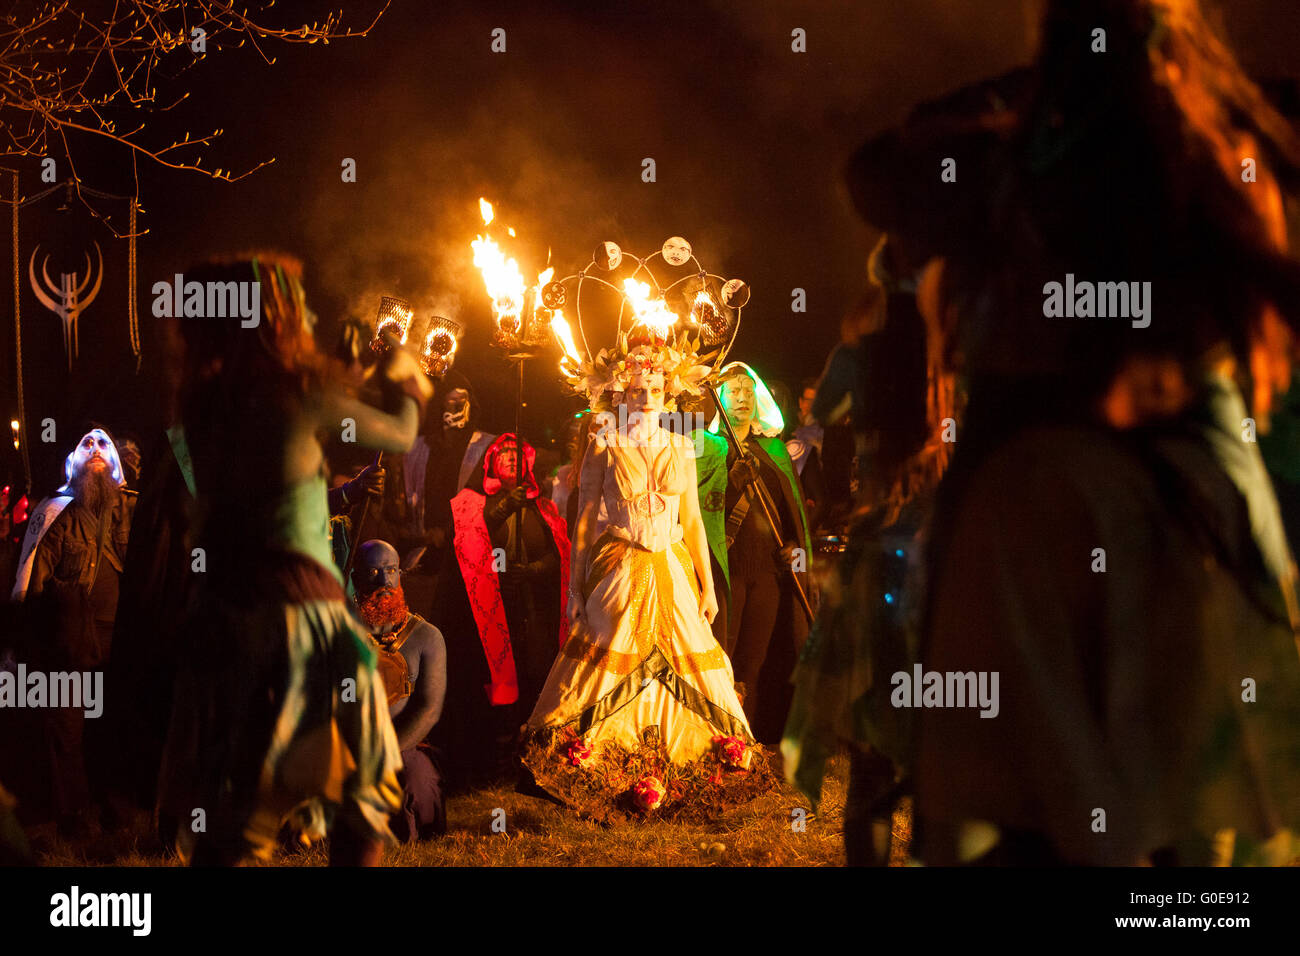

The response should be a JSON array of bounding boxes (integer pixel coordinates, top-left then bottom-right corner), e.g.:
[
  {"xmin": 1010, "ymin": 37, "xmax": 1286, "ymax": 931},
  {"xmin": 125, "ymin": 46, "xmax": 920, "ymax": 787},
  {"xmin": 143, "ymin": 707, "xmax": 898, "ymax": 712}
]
[
  {"xmin": 4, "ymin": 0, "xmax": 1300, "ymax": 868},
  {"xmin": 0, "ymin": 244, "xmax": 851, "ymax": 862}
]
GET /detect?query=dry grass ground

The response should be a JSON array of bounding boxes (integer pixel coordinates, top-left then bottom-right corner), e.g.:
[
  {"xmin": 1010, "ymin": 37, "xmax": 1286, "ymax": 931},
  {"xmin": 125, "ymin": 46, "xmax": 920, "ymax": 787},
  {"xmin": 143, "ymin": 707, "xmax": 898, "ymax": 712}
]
[{"xmin": 33, "ymin": 752, "xmax": 912, "ymax": 867}]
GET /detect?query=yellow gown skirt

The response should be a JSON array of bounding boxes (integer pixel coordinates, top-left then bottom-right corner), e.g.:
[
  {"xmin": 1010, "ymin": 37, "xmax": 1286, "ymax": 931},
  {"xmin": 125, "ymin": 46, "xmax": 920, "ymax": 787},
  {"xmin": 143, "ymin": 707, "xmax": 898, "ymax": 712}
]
[{"xmin": 522, "ymin": 531, "xmax": 771, "ymax": 819}]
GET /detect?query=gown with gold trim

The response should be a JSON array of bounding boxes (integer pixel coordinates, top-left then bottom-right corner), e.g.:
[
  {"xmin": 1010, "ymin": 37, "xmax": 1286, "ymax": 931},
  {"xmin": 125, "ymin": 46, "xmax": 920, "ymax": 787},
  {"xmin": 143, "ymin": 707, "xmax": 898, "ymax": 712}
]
[{"xmin": 522, "ymin": 427, "xmax": 770, "ymax": 819}]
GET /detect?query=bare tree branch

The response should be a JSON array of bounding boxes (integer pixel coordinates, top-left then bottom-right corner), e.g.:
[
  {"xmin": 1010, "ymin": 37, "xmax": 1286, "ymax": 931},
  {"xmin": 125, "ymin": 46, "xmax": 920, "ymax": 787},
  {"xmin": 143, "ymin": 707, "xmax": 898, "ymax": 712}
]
[{"xmin": 1, "ymin": 0, "xmax": 389, "ymax": 234}]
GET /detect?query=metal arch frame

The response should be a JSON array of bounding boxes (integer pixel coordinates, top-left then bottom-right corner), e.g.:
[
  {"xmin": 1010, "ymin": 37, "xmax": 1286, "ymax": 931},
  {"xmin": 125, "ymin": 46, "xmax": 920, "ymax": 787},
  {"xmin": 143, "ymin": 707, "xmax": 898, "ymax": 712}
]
[{"xmin": 551, "ymin": 248, "xmax": 744, "ymax": 373}]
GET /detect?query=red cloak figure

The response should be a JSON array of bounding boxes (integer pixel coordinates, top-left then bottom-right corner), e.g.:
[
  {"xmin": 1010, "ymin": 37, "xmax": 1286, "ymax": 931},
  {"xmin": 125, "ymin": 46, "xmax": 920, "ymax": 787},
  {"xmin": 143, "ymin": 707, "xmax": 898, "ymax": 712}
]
[{"xmin": 433, "ymin": 434, "xmax": 570, "ymax": 787}]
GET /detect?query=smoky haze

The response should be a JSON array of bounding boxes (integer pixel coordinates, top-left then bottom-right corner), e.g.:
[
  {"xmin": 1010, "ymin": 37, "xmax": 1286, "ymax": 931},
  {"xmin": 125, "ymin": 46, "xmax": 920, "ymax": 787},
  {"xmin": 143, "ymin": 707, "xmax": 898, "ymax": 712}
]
[{"xmin": 11, "ymin": 0, "xmax": 1299, "ymax": 477}]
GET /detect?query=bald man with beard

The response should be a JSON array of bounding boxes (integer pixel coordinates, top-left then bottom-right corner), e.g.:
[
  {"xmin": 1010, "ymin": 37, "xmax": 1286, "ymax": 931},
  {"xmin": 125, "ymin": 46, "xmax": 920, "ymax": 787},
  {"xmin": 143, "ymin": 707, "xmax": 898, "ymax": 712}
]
[{"xmin": 351, "ymin": 539, "xmax": 447, "ymax": 842}]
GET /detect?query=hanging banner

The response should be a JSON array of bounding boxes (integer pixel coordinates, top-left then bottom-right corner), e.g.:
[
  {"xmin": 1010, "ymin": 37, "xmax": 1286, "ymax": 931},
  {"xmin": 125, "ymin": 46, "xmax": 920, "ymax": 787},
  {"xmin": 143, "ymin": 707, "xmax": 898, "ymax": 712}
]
[{"xmin": 2, "ymin": 179, "xmax": 139, "ymax": 497}]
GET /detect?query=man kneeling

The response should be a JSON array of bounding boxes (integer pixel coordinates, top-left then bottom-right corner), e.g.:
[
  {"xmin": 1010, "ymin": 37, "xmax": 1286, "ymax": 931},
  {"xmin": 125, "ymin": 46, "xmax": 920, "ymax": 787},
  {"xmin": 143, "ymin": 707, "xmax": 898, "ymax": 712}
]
[{"xmin": 352, "ymin": 540, "xmax": 447, "ymax": 842}]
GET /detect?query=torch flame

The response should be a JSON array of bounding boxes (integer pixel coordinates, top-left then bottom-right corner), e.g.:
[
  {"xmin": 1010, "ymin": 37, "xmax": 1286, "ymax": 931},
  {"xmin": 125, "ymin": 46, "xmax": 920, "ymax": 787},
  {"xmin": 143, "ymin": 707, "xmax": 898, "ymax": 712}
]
[
  {"xmin": 472, "ymin": 234, "xmax": 526, "ymax": 326},
  {"xmin": 622, "ymin": 278, "xmax": 678, "ymax": 339},
  {"xmin": 551, "ymin": 309, "xmax": 582, "ymax": 372},
  {"xmin": 479, "ymin": 197, "xmax": 494, "ymax": 225}
]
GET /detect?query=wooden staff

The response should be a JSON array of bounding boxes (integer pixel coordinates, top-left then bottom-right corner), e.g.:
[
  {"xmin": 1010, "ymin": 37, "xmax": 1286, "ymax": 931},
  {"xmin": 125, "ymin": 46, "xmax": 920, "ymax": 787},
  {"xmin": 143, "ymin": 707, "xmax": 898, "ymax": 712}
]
[{"xmin": 342, "ymin": 450, "xmax": 383, "ymax": 582}]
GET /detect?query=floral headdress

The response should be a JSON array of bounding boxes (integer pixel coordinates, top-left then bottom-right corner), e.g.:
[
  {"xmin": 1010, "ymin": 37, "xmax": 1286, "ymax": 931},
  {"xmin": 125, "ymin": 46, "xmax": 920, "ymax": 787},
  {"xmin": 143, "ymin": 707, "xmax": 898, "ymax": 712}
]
[{"xmin": 565, "ymin": 326, "xmax": 712, "ymax": 413}]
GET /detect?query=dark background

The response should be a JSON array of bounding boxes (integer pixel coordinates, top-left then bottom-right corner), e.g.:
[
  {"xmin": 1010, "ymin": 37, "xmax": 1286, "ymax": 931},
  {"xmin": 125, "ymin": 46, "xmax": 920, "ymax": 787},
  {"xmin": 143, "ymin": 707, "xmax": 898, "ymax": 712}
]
[{"xmin": 4, "ymin": 0, "xmax": 1299, "ymax": 495}]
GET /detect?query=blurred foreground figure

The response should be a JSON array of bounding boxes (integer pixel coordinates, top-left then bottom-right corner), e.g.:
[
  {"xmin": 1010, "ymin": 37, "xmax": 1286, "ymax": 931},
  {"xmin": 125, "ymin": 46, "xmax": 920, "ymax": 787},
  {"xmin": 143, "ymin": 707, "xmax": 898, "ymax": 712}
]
[
  {"xmin": 784, "ymin": 241, "xmax": 952, "ymax": 865},
  {"xmin": 157, "ymin": 254, "xmax": 431, "ymax": 866},
  {"xmin": 350, "ymin": 540, "xmax": 447, "ymax": 842},
  {"xmin": 847, "ymin": 0, "xmax": 1300, "ymax": 864}
]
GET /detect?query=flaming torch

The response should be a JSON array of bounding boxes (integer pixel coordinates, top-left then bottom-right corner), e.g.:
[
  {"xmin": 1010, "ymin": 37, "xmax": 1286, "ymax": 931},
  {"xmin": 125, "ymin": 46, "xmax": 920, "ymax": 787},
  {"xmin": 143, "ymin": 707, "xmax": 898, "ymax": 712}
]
[
  {"xmin": 420, "ymin": 315, "xmax": 464, "ymax": 377},
  {"xmin": 472, "ymin": 198, "xmax": 529, "ymax": 350},
  {"xmin": 550, "ymin": 309, "xmax": 583, "ymax": 376},
  {"xmin": 370, "ymin": 295, "xmax": 414, "ymax": 353},
  {"xmin": 349, "ymin": 297, "xmax": 462, "ymax": 579},
  {"xmin": 622, "ymin": 278, "xmax": 678, "ymax": 346}
]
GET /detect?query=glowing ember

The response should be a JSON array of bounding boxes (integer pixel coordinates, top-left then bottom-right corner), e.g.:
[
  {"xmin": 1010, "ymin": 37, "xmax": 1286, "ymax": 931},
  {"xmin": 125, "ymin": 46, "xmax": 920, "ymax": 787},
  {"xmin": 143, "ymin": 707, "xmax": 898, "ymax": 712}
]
[
  {"xmin": 425, "ymin": 328, "xmax": 456, "ymax": 358},
  {"xmin": 376, "ymin": 307, "xmax": 413, "ymax": 344},
  {"xmin": 691, "ymin": 290, "xmax": 729, "ymax": 343},
  {"xmin": 479, "ymin": 197, "xmax": 494, "ymax": 226},
  {"xmin": 622, "ymin": 278, "xmax": 678, "ymax": 341}
]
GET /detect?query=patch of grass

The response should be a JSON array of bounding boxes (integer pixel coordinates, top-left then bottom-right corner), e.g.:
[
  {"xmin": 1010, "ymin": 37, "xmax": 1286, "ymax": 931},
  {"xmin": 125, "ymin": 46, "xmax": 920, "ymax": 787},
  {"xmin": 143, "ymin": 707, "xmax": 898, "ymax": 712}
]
[{"xmin": 37, "ymin": 753, "xmax": 889, "ymax": 867}]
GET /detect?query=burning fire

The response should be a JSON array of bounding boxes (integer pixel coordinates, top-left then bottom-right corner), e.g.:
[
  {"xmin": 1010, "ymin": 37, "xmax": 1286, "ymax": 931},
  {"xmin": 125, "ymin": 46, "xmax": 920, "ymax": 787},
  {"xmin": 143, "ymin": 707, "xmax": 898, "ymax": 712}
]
[
  {"xmin": 551, "ymin": 309, "xmax": 582, "ymax": 372},
  {"xmin": 376, "ymin": 305, "xmax": 414, "ymax": 344},
  {"xmin": 622, "ymin": 278, "xmax": 678, "ymax": 341},
  {"xmin": 472, "ymin": 197, "xmax": 526, "ymax": 330}
]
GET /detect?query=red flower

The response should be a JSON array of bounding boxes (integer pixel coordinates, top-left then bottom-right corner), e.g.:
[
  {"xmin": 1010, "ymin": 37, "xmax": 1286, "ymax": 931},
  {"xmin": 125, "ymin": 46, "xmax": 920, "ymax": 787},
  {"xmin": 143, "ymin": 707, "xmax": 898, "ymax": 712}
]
[
  {"xmin": 565, "ymin": 739, "xmax": 594, "ymax": 768},
  {"xmin": 712, "ymin": 735, "xmax": 748, "ymax": 768},
  {"xmin": 633, "ymin": 776, "xmax": 665, "ymax": 812}
]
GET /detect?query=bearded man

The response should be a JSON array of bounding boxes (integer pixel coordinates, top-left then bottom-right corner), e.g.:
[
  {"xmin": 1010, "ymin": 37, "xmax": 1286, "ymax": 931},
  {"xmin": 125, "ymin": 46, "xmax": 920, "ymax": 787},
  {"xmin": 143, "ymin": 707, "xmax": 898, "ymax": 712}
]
[
  {"xmin": 350, "ymin": 539, "xmax": 447, "ymax": 842},
  {"xmin": 21, "ymin": 426, "xmax": 136, "ymax": 837}
]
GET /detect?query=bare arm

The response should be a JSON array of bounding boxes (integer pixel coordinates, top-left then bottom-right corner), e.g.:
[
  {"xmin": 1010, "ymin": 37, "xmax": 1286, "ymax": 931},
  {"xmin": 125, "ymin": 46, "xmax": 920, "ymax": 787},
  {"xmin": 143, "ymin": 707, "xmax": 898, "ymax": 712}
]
[
  {"xmin": 391, "ymin": 624, "xmax": 446, "ymax": 752},
  {"xmin": 318, "ymin": 389, "xmax": 422, "ymax": 455}
]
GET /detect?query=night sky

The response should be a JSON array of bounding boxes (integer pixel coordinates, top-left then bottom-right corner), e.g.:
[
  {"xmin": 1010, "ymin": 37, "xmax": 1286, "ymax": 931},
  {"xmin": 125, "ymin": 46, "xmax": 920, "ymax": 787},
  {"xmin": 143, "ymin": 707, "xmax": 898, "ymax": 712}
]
[{"xmin": 5, "ymin": 0, "xmax": 1300, "ymax": 491}]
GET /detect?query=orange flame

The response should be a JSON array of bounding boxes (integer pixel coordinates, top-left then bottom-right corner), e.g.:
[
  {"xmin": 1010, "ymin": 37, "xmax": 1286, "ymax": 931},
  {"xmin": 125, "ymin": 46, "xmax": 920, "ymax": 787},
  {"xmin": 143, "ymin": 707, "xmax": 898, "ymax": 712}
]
[
  {"xmin": 551, "ymin": 309, "xmax": 582, "ymax": 371},
  {"xmin": 622, "ymin": 278, "xmax": 678, "ymax": 339},
  {"xmin": 472, "ymin": 197, "xmax": 525, "ymax": 327}
]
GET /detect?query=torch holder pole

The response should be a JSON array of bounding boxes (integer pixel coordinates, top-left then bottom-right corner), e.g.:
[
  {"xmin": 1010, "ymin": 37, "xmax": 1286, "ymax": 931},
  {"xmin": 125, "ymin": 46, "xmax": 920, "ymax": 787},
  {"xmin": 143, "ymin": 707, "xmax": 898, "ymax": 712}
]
[
  {"xmin": 707, "ymin": 387, "xmax": 814, "ymax": 625},
  {"xmin": 512, "ymin": 356, "xmax": 526, "ymax": 567}
]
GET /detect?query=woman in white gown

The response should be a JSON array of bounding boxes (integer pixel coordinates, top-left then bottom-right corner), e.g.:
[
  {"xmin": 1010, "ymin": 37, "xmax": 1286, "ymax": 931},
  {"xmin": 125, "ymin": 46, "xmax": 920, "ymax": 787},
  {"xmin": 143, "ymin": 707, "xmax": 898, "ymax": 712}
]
[{"xmin": 522, "ymin": 347, "xmax": 769, "ymax": 819}]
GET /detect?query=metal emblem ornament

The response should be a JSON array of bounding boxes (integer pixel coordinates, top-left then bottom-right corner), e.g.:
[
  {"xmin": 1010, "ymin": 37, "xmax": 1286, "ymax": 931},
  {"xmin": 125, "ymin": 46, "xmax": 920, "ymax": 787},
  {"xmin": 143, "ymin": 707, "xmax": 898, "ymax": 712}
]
[{"xmin": 29, "ymin": 243, "xmax": 104, "ymax": 369}]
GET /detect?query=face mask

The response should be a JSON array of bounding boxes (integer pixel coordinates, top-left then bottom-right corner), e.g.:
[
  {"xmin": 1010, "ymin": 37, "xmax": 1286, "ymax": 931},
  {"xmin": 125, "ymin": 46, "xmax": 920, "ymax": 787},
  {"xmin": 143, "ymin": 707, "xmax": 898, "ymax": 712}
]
[{"xmin": 443, "ymin": 400, "xmax": 470, "ymax": 429}]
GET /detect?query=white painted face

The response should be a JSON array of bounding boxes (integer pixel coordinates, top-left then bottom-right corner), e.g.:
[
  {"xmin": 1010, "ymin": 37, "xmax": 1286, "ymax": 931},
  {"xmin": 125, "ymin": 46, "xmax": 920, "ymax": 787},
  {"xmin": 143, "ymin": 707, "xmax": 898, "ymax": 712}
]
[
  {"xmin": 720, "ymin": 374, "xmax": 756, "ymax": 428},
  {"xmin": 624, "ymin": 369, "xmax": 666, "ymax": 421},
  {"xmin": 66, "ymin": 428, "xmax": 124, "ymax": 486},
  {"xmin": 661, "ymin": 237, "xmax": 692, "ymax": 267}
]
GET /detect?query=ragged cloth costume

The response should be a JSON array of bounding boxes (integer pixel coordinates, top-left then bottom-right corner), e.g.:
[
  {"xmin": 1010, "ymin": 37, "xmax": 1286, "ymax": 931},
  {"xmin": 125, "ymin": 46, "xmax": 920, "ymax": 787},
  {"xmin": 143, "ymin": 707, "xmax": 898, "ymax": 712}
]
[{"xmin": 158, "ymin": 475, "xmax": 402, "ymax": 861}]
